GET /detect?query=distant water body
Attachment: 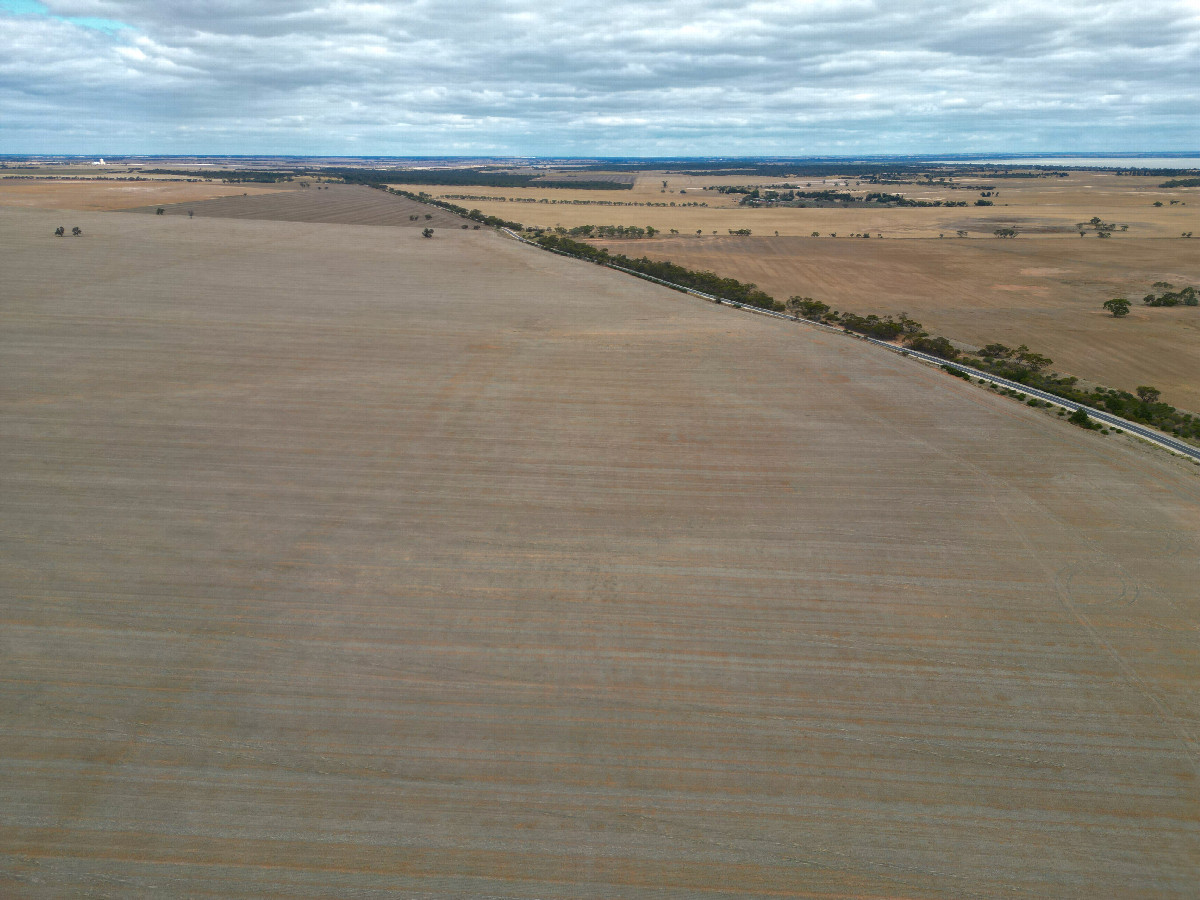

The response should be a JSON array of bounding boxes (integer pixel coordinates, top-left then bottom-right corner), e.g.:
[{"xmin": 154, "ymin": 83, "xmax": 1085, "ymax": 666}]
[{"xmin": 938, "ymin": 156, "xmax": 1200, "ymax": 169}]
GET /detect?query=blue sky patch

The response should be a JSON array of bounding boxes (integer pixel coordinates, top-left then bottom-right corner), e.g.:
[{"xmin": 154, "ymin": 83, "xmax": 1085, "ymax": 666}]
[{"xmin": 1, "ymin": 1, "xmax": 128, "ymax": 32}]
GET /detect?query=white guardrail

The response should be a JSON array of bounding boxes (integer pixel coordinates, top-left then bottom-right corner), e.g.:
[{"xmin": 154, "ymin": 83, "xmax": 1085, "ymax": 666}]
[{"xmin": 501, "ymin": 229, "xmax": 1200, "ymax": 463}]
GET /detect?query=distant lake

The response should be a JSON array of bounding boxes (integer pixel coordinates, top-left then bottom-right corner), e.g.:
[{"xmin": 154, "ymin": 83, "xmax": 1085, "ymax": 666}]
[{"xmin": 938, "ymin": 156, "xmax": 1200, "ymax": 169}]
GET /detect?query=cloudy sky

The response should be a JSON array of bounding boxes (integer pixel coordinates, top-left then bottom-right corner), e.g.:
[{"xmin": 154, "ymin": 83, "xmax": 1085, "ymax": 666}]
[{"xmin": 2, "ymin": 0, "xmax": 1198, "ymax": 156}]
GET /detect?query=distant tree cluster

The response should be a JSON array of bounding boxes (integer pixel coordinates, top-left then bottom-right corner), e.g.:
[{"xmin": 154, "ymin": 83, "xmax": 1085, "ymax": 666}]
[
  {"xmin": 716, "ymin": 185, "xmax": 966, "ymax": 208},
  {"xmin": 1142, "ymin": 282, "xmax": 1198, "ymax": 307},
  {"xmin": 1076, "ymin": 216, "xmax": 1127, "ymax": 238},
  {"xmin": 332, "ymin": 167, "xmax": 632, "ymax": 190}
]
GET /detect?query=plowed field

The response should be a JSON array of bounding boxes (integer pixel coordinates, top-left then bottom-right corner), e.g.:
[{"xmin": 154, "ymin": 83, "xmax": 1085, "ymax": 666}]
[
  {"xmin": 134, "ymin": 183, "xmax": 468, "ymax": 228},
  {"xmin": 3, "ymin": 206, "xmax": 1199, "ymax": 898}
]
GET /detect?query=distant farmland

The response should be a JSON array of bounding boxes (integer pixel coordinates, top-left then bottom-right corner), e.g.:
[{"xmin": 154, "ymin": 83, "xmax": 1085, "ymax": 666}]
[{"xmin": 0, "ymin": 177, "xmax": 287, "ymax": 211}]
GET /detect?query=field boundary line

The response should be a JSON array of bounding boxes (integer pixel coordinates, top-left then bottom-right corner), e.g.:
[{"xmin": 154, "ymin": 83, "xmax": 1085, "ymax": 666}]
[{"xmin": 501, "ymin": 228, "xmax": 1200, "ymax": 464}]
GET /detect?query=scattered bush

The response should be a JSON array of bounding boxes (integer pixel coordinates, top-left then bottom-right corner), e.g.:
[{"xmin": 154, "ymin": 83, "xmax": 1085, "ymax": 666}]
[
  {"xmin": 785, "ymin": 296, "xmax": 833, "ymax": 321},
  {"xmin": 1068, "ymin": 408, "xmax": 1101, "ymax": 430},
  {"xmin": 906, "ymin": 335, "xmax": 960, "ymax": 359}
]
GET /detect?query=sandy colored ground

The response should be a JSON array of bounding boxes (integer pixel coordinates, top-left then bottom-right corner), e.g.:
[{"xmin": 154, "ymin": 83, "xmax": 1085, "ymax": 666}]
[
  {"xmin": 2, "ymin": 206, "xmax": 1199, "ymax": 898},
  {"xmin": 395, "ymin": 171, "xmax": 1200, "ymax": 238},
  {"xmin": 0, "ymin": 179, "xmax": 291, "ymax": 212},
  {"xmin": 134, "ymin": 183, "xmax": 469, "ymax": 229},
  {"xmin": 603, "ymin": 235, "xmax": 1200, "ymax": 414}
]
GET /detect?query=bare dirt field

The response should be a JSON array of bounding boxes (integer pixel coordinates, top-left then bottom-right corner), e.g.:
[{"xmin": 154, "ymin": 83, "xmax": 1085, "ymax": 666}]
[
  {"xmin": 603, "ymin": 234, "xmax": 1200, "ymax": 413},
  {"xmin": 0, "ymin": 178, "xmax": 289, "ymax": 212},
  {"xmin": 3, "ymin": 206, "xmax": 1199, "ymax": 898},
  {"xmin": 135, "ymin": 183, "xmax": 468, "ymax": 228}
]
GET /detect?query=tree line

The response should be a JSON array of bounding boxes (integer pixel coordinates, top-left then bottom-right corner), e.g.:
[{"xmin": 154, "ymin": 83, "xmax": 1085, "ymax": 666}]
[
  {"xmin": 713, "ymin": 186, "xmax": 967, "ymax": 207},
  {"xmin": 534, "ymin": 234, "xmax": 779, "ymax": 309}
]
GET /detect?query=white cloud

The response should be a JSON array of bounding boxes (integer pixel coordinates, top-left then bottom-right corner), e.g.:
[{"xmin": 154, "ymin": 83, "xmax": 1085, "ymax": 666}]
[{"xmin": 0, "ymin": 0, "xmax": 1197, "ymax": 154}]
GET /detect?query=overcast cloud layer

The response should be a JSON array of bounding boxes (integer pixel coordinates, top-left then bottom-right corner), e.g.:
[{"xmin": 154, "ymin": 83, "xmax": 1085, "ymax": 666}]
[{"xmin": 2, "ymin": 0, "xmax": 1198, "ymax": 155}]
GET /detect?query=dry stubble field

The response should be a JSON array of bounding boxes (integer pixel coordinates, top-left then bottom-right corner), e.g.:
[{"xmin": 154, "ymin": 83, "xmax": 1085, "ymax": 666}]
[
  {"xmin": 0, "ymin": 178, "xmax": 289, "ymax": 211},
  {"xmin": 2, "ymin": 204, "xmax": 1200, "ymax": 898}
]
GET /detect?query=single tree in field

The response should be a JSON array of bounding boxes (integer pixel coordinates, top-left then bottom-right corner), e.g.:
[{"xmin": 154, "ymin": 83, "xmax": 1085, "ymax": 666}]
[
  {"xmin": 71, "ymin": 226, "xmax": 82, "ymax": 236},
  {"xmin": 1136, "ymin": 386, "xmax": 1161, "ymax": 404},
  {"xmin": 422, "ymin": 228, "xmax": 434, "ymax": 238},
  {"xmin": 156, "ymin": 208, "xmax": 165, "ymax": 215},
  {"xmin": 54, "ymin": 226, "xmax": 65, "ymax": 236},
  {"xmin": 1103, "ymin": 298, "xmax": 1131, "ymax": 317}
]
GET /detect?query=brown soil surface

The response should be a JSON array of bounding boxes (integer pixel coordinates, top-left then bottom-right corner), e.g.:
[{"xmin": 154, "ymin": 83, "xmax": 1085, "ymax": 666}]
[
  {"xmin": 0, "ymin": 178, "xmax": 289, "ymax": 211},
  {"xmin": 604, "ymin": 235, "xmax": 1200, "ymax": 413},
  {"xmin": 131, "ymin": 183, "xmax": 469, "ymax": 229},
  {"xmin": 3, "ymin": 206, "xmax": 1199, "ymax": 898}
]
